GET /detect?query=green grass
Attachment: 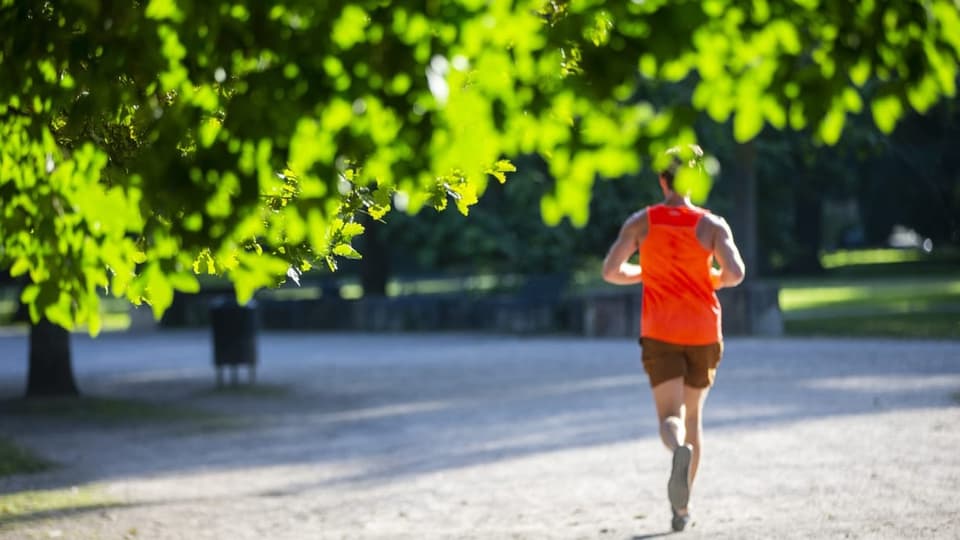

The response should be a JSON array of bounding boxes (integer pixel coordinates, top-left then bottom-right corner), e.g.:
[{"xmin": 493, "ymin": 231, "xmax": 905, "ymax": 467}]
[
  {"xmin": 819, "ymin": 247, "xmax": 926, "ymax": 269},
  {"xmin": 0, "ymin": 396, "xmax": 219, "ymax": 425},
  {"xmin": 779, "ymin": 276, "xmax": 960, "ymax": 312},
  {"xmin": 780, "ymin": 271, "xmax": 960, "ymax": 339},
  {"xmin": 0, "ymin": 438, "xmax": 53, "ymax": 478},
  {"xmin": 0, "ymin": 486, "xmax": 118, "ymax": 528},
  {"xmin": 786, "ymin": 312, "xmax": 960, "ymax": 339}
]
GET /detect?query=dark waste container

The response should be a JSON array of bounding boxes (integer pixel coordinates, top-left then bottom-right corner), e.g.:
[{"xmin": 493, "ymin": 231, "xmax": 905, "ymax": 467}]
[{"xmin": 210, "ymin": 297, "xmax": 258, "ymax": 386}]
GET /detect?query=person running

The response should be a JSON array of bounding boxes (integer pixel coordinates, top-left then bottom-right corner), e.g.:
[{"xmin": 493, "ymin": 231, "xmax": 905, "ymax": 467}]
[{"xmin": 601, "ymin": 147, "xmax": 745, "ymax": 532}]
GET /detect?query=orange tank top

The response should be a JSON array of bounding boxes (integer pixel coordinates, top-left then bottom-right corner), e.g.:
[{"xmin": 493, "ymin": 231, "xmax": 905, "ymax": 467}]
[{"xmin": 639, "ymin": 204, "xmax": 722, "ymax": 345}]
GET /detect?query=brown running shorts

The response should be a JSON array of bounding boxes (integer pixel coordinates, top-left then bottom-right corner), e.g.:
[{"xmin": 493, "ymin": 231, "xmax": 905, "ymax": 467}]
[{"xmin": 639, "ymin": 337, "xmax": 723, "ymax": 389}]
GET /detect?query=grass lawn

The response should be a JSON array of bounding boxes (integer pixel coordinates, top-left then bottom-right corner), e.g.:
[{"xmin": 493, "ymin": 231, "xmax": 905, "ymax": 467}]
[
  {"xmin": 0, "ymin": 486, "xmax": 119, "ymax": 529},
  {"xmin": 0, "ymin": 396, "xmax": 244, "ymax": 436},
  {"xmin": 0, "ymin": 396, "xmax": 209, "ymax": 424},
  {"xmin": 779, "ymin": 249, "xmax": 960, "ymax": 339},
  {"xmin": 0, "ymin": 438, "xmax": 53, "ymax": 478},
  {"xmin": 784, "ymin": 311, "xmax": 960, "ymax": 339}
]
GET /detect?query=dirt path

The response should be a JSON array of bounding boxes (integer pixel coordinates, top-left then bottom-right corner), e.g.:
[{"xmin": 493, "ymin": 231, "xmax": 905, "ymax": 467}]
[{"xmin": 1, "ymin": 332, "xmax": 958, "ymax": 539}]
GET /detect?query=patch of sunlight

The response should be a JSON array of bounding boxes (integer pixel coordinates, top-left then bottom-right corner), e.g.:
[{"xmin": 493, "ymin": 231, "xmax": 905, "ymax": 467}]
[
  {"xmin": 0, "ymin": 486, "xmax": 117, "ymax": 524},
  {"xmin": 104, "ymin": 369, "xmax": 208, "ymax": 385},
  {"xmin": 340, "ymin": 274, "xmax": 523, "ymax": 299},
  {"xmin": 306, "ymin": 375, "xmax": 646, "ymax": 427},
  {"xmin": 820, "ymin": 248, "xmax": 924, "ymax": 269},
  {"xmin": 703, "ymin": 404, "xmax": 795, "ymax": 423},
  {"xmin": 779, "ymin": 278, "xmax": 960, "ymax": 312},
  {"xmin": 802, "ymin": 374, "xmax": 960, "ymax": 393},
  {"xmin": 307, "ymin": 400, "xmax": 453, "ymax": 425},
  {"xmin": 0, "ymin": 324, "xmax": 28, "ymax": 337},
  {"xmin": 392, "ymin": 277, "xmax": 463, "ymax": 295},
  {"xmin": 340, "ymin": 283, "xmax": 364, "ymax": 300},
  {"xmin": 265, "ymin": 287, "xmax": 323, "ymax": 301},
  {"xmin": 520, "ymin": 375, "xmax": 646, "ymax": 400},
  {"xmin": 780, "ymin": 285, "xmax": 866, "ymax": 311},
  {"xmin": 386, "ymin": 274, "xmax": 522, "ymax": 297}
]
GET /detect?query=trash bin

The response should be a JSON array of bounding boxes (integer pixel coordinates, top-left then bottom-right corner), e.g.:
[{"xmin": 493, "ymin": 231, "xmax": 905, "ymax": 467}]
[{"xmin": 210, "ymin": 297, "xmax": 258, "ymax": 386}]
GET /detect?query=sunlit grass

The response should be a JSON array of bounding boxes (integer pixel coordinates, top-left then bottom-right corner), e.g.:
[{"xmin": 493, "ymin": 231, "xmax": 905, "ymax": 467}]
[
  {"xmin": 780, "ymin": 273, "xmax": 960, "ymax": 339},
  {"xmin": 779, "ymin": 277, "xmax": 960, "ymax": 312},
  {"xmin": 0, "ymin": 438, "xmax": 53, "ymax": 478},
  {"xmin": 0, "ymin": 486, "xmax": 117, "ymax": 526},
  {"xmin": 819, "ymin": 248, "xmax": 926, "ymax": 269}
]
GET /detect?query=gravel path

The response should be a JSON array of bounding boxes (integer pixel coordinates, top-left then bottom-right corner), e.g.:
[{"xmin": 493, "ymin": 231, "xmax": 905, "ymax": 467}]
[{"xmin": 1, "ymin": 331, "xmax": 958, "ymax": 539}]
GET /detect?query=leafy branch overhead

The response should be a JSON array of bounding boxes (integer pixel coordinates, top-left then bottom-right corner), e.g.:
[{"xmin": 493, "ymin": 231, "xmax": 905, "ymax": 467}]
[{"xmin": 1, "ymin": 0, "xmax": 957, "ymax": 331}]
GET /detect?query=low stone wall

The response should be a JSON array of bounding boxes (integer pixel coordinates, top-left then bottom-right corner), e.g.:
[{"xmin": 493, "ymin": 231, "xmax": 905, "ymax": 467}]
[
  {"xmin": 162, "ymin": 281, "xmax": 782, "ymax": 338},
  {"xmin": 717, "ymin": 281, "xmax": 784, "ymax": 336}
]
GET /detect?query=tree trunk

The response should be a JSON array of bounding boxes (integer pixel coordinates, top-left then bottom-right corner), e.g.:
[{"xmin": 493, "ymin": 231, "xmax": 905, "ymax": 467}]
[
  {"xmin": 26, "ymin": 318, "xmax": 78, "ymax": 397},
  {"xmin": 790, "ymin": 183, "xmax": 825, "ymax": 274},
  {"xmin": 360, "ymin": 217, "xmax": 390, "ymax": 297},
  {"xmin": 733, "ymin": 141, "xmax": 758, "ymax": 277}
]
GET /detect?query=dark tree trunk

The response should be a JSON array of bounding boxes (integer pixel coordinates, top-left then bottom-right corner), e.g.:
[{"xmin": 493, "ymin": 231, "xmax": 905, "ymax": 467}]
[
  {"xmin": 26, "ymin": 319, "xmax": 78, "ymax": 397},
  {"xmin": 360, "ymin": 217, "xmax": 390, "ymax": 297},
  {"xmin": 790, "ymin": 184, "xmax": 825, "ymax": 274},
  {"xmin": 733, "ymin": 141, "xmax": 758, "ymax": 277}
]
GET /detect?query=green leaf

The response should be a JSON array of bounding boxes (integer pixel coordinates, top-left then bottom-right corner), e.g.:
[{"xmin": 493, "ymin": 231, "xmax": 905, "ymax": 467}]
[
  {"xmin": 761, "ymin": 97, "xmax": 786, "ymax": 129},
  {"xmin": 332, "ymin": 6, "xmax": 370, "ymax": 50},
  {"xmin": 168, "ymin": 272, "xmax": 200, "ymax": 293},
  {"xmin": 145, "ymin": 0, "xmax": 184, "ymax": 22},
  {"xmin": 850, "ymin": 58, "xmax": 871, "ymax": 87},
  {"xmin": 842, "ymin": 88, "xmax": 863, "ymax": 113},
  {"xmin": 333, "ymin": 243, "xmax": 363, "ymax": 259},
  {"xmin": 341, "ymin": 222, "xmax": 365, "ymax": 237},
  {"xmin": 21, "ymin": 284, "xmax": 40, "ymax": 305},
  {"xmin": 734, "ymin": 103, "xmax": 764, "ymax": 142},
  {"xmin": 10, "ymin": 258, "xmax": 30, "ymax": 277},
  {"xmin": 86, "ymin": 310, "xmax": 102, "ymax": 337},
  {"xmin": 44, "ymin": 292, "xmax": 73, "ymax": 330},
  {"xmin": 145, "ymin": 266, "xmax": 174, "ymax": 320},
  {"xmin": 674, "ymin": 166, "xmax": 713, "ymax": 205},
  {"xmin": 789, "ymin": 102, "xmax": 807, "ymax": 130},
  {"xmin": 871, "ymin": 94, "xmax": 903, "ymax": 134},
  {"xmin": 368, "ymin": 187, "xmax": 392, "ymax": 220},
  {"xmin": 818, "ymin": 101, "xmax": 846, "ymax": 145},
  {"xmin": 540, "ymin": 195, "xmax": 561, "ymax": 226},
  {"xmin": 907, "ymin": 75, "xmax": 939, "ymax": 113}
]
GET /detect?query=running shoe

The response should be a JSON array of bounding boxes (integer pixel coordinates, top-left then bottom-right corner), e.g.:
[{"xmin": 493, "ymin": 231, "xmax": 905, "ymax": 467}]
[
  {"xmin": 668, "ymin": 444, "xmax": 692, "ymax": 512},
  {"xmin": 671, "ymin": 507, "xmax": 690, "ymax": 532}
]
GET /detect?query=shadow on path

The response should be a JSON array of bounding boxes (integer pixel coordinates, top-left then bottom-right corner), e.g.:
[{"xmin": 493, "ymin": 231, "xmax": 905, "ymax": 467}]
[
  {"xmin": 0, "ymin": 333, "xmax": 957, "ymax": 495},
  {"xmin": 629, "ymin": 532, "xmax": 675, "ymax": 539}
]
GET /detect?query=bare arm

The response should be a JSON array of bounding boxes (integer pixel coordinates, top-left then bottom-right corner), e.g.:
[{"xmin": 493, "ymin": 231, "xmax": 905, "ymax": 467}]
[
  {"xmin": 602, "ymin": 210, "xmax": 647, "ymax": 285},
  {"xmin": 709, "ymin": 216, "xmax": 746, "ymax": 288}
]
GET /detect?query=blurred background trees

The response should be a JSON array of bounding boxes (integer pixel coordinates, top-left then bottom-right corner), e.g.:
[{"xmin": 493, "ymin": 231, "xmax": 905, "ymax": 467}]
[
  {"xmin": 2, "ymin": 1, "xmax": 960, "ymax": 394},
  {"xmin": 4, "ymin": 0, "xmax": 959, "ymax": 323}
]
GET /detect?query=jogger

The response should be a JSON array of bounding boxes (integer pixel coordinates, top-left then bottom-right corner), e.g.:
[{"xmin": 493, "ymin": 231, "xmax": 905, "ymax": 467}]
[{"xmin": 602, "ymin": 146, "xmax": 746, "ymax": 531}]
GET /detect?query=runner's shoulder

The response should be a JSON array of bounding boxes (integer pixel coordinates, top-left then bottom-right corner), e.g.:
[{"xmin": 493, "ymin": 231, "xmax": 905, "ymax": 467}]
[
  {"xmin": 700, "ymin": 211, "xmax": 731, "ymax": 231},
  {"xmin": 625, "ymin": 207, "xmax": 650, "ymax": 228}
]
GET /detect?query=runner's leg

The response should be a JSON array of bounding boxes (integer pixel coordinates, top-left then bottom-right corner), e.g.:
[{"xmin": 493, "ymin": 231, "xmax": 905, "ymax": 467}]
[
  {"xmin": 654, "ymin": 376, "xmax": 694, "ymax": 527},
  {"xmin": 651, "ymin": 376, "xmax": 686, "ymax": 451},
  {"xmin": 683, "ymin": 384, "xmax": 711, "ymax": 489}
]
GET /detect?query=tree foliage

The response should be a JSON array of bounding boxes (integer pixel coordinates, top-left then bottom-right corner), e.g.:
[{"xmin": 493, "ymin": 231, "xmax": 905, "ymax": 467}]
[{"xmin": 1, "ymin": 0, "xmax": 957, "ymax": 331}]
